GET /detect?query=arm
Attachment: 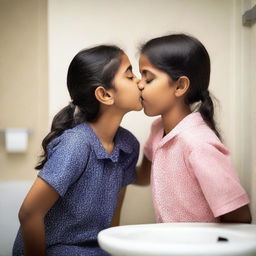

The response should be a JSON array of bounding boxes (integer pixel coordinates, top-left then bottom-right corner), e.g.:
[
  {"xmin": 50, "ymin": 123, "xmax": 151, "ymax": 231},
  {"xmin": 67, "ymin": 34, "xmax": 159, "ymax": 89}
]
[
  {"xmin": 111, "ymin": 187, "xmax": 127, "ymax": 227},
  {"xmin": 219, "ymin": 204, "xmax": 252, "ymax": 223},
  {"xmin": 18, "ymin": 177, "xmax": 59, "ymax": 256},
  {"xmin": 134, "ymin": 155, "xmax": 151, "ymax": 186}
]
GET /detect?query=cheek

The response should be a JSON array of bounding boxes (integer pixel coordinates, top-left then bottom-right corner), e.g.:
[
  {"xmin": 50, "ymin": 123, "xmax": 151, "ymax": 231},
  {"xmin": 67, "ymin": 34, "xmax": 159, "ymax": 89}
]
[
  {"xmin": 115, "ymin": 84, "xmax": 141, "ymax": 109},
  {"xmin": 143, "ymin": 85, "xmax": 173, "ymax": 115},
  {"xmin": 123, "ymin": 83, "xmax": 140, "ymax": 99},
  {"xmin": 143, "ymin": 84, "xmax": 165, "ymax": 103}
]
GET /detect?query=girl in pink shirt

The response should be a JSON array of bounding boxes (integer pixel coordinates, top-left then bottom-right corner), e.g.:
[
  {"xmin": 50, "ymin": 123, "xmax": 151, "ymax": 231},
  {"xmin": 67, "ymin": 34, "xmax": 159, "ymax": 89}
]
[{"xmin": 136, "ymin": 34, "xmax": 251, "ymax": 223}]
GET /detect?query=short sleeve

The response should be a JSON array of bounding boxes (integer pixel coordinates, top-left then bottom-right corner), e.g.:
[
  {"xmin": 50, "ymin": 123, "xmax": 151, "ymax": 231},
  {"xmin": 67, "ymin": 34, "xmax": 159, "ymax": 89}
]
[
  {"xmin": 122, "ymin": 139, "xmax": 140, "ymax": 186},
  {"xmin": 38, "ymin": 131, "xmax": 90, "ymax": 196},
  {"xmin": 188, "ymin": 143, "xmax": 250, "ymax": 217},
  {"xmin": 143, "ymin": 119, "xmax": 161, "ymax": 161}
]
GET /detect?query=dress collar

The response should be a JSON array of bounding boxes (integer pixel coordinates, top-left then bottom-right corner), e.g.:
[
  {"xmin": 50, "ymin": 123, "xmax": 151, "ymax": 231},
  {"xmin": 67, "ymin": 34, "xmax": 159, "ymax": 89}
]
[
  {"xmin": 80, "ymin": 123, "xmax": 132, "ymax": 163},
  {"xmin": 158, "ymin": 112, "xmax": 205, "ymax": 147}
]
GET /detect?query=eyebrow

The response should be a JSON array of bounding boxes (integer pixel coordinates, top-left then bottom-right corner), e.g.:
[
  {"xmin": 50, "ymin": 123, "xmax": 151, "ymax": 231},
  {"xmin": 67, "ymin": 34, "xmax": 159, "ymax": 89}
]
[
  {"xmin": 140, "ymin": 69, "xmax": 154, "ymax": 76},
  {"xmin": 125, "ymin": 65, "xmax": 132, "ymax": 73}
]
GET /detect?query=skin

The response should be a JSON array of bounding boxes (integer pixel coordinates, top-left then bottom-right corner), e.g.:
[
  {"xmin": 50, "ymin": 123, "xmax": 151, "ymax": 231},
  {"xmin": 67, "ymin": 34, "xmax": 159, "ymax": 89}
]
[
  {"xmin": 19, "ymin": 53, "xmax": 142, "ymax": 256},
  {"xmin": 135, "ymin": 54, "xmax": 252, "ymax": 224}
]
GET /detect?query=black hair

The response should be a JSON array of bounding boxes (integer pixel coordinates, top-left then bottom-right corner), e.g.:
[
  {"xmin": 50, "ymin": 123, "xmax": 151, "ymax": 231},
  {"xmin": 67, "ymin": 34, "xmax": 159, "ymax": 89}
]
[
  {"xmin": 140, "ymin": 34, "xmax": 221, "ymax": 139},
  {"xmin": 35, "ymin": 45, "xmax": 124, "ymax": 170}
]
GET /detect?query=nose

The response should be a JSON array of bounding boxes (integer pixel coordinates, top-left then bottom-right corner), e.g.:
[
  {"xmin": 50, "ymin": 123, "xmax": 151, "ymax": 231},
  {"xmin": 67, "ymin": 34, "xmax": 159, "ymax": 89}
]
[{"xmin": 137, "ymin": 80, "xmax": 144, "ymax": 91}]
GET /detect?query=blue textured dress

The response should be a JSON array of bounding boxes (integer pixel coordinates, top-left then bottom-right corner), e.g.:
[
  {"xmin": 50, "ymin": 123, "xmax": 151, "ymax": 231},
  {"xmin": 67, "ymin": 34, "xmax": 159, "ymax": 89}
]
[{"xmin": 12, "ymin": 122, "xmax": 139, "ymax": 256}]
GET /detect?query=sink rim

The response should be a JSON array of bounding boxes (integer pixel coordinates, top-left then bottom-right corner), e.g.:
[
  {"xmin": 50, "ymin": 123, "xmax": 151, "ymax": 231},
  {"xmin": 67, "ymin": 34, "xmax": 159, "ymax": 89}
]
[{"xmin": 98, "ymin": 223, "xmax": 256, "ymax": 256}]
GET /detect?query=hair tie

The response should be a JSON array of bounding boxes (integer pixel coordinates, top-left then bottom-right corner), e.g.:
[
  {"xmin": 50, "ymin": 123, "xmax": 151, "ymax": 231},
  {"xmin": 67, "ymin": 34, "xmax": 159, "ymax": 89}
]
[{"xmin": 69, "ymin": 101, "xmax": 75, "ymax": 109}]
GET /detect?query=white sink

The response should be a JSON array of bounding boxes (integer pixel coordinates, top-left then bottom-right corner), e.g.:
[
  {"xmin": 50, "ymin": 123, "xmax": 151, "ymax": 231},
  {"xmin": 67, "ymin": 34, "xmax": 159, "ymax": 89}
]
[{"xmin": 98, "ymin": 223, "xmax": 256, "ymax": 256}]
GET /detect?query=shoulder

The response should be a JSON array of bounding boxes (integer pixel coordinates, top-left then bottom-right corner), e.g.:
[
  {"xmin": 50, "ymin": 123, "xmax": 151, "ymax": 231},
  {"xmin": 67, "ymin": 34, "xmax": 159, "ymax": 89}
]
[
  {"xmin": 65, "ymin": 124, "xmax": 90, "ymax": 146},
  {"xmin": 179, "ymin": 124, "xmax": 229, "ymax": 155},
  {"xmin": 48, "ymin": 123, "xmax": 91, "ymax": 154}
]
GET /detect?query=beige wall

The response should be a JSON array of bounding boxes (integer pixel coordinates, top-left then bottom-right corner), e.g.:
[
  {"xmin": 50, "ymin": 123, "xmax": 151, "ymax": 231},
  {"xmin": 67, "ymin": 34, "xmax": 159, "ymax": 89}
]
[
  {"xmin": 249, "ymin": 0, "xmax": 256, "ymax": 222},
  {"xmin": 235, "ymin": 0, "xmax": 256, "ymax": 223},
  {"xmin": 0, "ymin": 0, "xmax": 48, "ymax": 180},
  {"xmin": 251, "ymin": 29, "xmax": 256, "ymax": 222}
]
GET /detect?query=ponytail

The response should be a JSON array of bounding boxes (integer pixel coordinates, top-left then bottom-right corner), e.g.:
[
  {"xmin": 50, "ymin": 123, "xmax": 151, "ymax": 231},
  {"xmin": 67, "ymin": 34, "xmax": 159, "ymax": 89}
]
[
  {"xmin": 199, "ymin": 90, "xmax": 221, "ymax": 140},
  {"xmin": 35, "ymin": 103, "xmax": 78, "ymax": 170}
]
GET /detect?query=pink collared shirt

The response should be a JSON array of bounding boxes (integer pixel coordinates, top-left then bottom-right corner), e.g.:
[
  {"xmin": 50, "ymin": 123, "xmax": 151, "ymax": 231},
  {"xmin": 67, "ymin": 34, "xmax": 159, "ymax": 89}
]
[{"xmin": 144, "ymin": 112, "xmax": 249, "ymax": 223}]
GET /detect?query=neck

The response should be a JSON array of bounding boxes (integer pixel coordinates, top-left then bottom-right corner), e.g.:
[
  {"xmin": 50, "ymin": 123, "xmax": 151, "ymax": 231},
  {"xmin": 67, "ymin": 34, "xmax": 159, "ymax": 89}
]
[
  {"xmin": 161, "ymin": 104, "xmax": 191, "ymax": 135},
  {"xmin": 88, "ymin": 109, "xmax": 124, "ymax": 153}
]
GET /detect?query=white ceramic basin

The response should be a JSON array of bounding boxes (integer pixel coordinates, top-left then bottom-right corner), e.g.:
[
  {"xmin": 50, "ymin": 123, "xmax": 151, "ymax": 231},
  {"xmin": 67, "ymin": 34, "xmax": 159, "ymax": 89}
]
[{"xmin": 98, "ymin": 223, "xmax": 256, "ymax": 256}]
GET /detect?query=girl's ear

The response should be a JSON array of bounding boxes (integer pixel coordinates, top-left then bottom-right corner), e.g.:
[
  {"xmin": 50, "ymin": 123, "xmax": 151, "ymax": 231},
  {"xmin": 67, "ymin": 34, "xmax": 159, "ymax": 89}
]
[
  {"xmin": 95, "ymin": 86, "xmax": 114, "ymax": 106},
  {"xmin": 175, "ymin": 76, "xmax": 190, "ymax": 97}
]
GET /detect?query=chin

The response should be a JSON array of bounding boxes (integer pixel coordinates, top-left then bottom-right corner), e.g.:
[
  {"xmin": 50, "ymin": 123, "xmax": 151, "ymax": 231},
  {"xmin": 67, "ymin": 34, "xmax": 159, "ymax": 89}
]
[
  {"xmin": 124, "ymin": 104, "xmax": 143, "ymax": 113},
  {"xmin": 143, "ymin": 108, "xmax": 159, "ymax": 117},
  {"xmin": 133, "ymin": 103, "xmax": 143, "ymax": 111},
  {"xmin": 137, "ymin": 105, "xmax": 143, "ymax": 111}
]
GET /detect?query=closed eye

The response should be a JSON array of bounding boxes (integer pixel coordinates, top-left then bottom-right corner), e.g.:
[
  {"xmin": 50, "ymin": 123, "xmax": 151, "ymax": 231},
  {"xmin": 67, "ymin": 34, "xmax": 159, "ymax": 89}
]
[
  {"xmin": 145, "ymin": 78, "xmax": 153, "ymax": 83},
  {"xmin": 141, "ymin": 69, "xmax": 155, "ymax": 84}
]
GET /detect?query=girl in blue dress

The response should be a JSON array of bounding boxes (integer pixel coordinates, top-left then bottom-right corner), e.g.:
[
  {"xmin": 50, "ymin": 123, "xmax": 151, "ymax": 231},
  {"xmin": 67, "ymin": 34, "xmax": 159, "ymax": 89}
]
[{"xmin": 13, "ymin": 45, "xmax": 142, "ymax": 256}]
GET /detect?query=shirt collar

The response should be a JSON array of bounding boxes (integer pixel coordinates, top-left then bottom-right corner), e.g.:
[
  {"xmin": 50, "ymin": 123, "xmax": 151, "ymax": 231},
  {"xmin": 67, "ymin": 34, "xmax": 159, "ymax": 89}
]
[
  {"xmin": 114, "ymin": 127, "xmax": 133, "ymax": 154},
  {"xmin": 80, "ymin": 123, "xmax": 132, "ymax": 163},
  {"xmin": 159, "ymin": 112, "xmax": 205, "ymax": 147}
]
